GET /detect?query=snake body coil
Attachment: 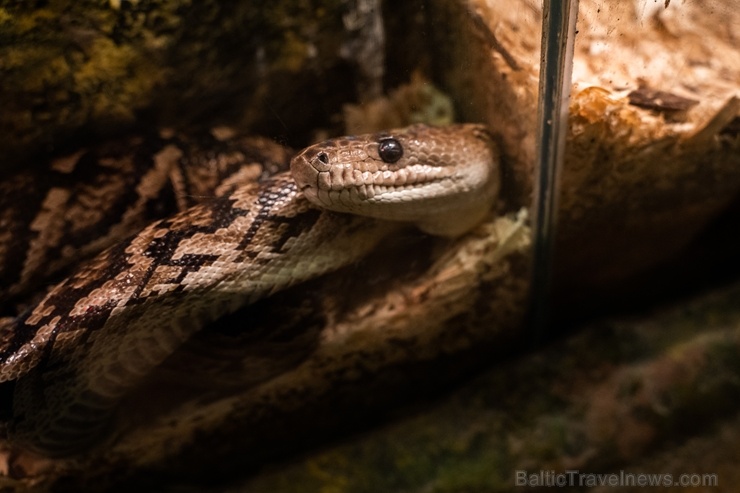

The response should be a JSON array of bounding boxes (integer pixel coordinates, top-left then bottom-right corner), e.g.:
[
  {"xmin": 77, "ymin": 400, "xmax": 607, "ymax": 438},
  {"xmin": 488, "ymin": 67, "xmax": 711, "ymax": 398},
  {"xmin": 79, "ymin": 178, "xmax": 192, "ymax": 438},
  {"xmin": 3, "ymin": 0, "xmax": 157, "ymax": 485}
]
[{"xmin": 0, "ymin": 124, "xmax": 499, "ymax": 456}]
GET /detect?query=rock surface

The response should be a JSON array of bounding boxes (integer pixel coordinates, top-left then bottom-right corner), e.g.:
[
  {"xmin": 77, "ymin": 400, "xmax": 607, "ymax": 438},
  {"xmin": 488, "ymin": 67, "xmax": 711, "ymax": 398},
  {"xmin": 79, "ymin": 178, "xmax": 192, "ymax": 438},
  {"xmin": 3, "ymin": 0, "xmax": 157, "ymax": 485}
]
[{"xmin": 0, "ymin": 1, "xmax": 382, "ymax": 168}]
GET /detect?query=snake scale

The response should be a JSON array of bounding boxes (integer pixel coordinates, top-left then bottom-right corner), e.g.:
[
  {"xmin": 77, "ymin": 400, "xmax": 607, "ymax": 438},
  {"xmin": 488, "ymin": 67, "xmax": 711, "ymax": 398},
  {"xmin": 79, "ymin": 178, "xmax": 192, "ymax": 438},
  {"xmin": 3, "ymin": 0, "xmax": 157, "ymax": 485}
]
[{"xmin": 0, "ymin": 123, "xmax": 499, "ymax": 457}]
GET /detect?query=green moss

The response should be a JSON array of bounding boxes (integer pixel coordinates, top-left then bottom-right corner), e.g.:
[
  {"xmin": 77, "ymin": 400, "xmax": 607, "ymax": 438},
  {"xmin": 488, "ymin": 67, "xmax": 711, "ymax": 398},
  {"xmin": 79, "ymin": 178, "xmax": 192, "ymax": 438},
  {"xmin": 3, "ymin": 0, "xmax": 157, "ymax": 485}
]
[
  {"xmin": 0, "ymin": 8, "xmax": 12, "ymax": 24},
  {"xmin": 73, "ymin": 38, "xmax": 163, "ymax": 121},
  {"xmin": 1, "ymin": 0, "xmax": 361, "ymax": 168}
]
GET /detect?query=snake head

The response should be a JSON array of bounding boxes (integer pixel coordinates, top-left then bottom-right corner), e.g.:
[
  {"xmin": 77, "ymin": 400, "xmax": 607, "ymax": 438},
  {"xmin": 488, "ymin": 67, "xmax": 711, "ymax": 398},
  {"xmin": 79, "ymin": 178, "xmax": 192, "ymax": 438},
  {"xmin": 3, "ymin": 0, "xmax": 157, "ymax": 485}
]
[{"xmin": 290, "ymin": 124, "xmax": 500, "ymax": 237}]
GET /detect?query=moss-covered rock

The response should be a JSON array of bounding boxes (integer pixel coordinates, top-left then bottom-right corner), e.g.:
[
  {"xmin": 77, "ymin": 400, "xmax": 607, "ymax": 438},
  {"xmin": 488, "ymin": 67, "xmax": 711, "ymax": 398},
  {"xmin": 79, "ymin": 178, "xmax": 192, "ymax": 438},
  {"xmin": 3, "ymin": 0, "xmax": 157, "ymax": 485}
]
[
  {"xmin": 224, "ymin": 282, "xmax": 740, "ymax": 493},
  {"xmin": 0, "ymin": 0, "xmax": 376, "ymax": 168}
]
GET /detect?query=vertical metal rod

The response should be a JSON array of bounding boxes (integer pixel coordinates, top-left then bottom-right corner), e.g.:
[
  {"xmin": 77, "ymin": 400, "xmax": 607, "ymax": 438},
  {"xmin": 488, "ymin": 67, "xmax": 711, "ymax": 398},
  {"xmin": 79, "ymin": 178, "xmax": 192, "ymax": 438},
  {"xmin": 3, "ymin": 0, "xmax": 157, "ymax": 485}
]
[{"xmin": 530, "ymin": 0, "xmax": 579, "ymax": 343}]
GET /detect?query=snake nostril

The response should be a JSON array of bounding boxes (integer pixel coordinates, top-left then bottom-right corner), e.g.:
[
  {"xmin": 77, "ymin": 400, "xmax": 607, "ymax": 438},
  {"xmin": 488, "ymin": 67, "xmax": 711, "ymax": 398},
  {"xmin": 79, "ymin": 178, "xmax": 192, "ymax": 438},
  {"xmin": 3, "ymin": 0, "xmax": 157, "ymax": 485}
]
[{"xmin": 317, "ymin": 152, "xmax": 329, "ymax": 164}]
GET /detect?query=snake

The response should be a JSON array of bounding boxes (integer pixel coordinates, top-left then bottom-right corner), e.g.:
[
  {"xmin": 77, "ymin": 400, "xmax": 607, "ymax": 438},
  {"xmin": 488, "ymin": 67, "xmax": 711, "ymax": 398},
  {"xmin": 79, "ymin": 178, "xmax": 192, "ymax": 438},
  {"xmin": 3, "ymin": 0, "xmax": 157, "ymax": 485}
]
[{"xmin": 0, "ymin": 123, "xmax": 499, "ymax": 457}]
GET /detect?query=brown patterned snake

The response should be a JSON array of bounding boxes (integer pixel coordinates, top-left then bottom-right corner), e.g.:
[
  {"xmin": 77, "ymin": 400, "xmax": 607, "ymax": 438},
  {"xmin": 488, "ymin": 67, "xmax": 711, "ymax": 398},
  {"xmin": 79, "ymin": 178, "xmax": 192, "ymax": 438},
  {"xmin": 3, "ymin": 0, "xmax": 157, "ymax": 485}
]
[{"xmin": 0, "ymin": 124, "xmax": 499, "ymax": 456}]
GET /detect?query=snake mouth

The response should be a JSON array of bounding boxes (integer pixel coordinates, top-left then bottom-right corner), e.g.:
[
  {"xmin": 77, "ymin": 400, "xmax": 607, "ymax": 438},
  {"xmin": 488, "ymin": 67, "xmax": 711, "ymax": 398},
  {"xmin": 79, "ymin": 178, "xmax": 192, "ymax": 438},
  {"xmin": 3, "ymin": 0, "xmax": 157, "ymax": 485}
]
[
  {"xmin": 313, "ymin": 165, "xmax": 453, "ymax": 196},
  {"xmin": 348, "ymin": 177, "xmax": 451, "ymax": 200},
  {"xmin": 309, "ymin": 175, "xmax": 465, "ymax": 212}
]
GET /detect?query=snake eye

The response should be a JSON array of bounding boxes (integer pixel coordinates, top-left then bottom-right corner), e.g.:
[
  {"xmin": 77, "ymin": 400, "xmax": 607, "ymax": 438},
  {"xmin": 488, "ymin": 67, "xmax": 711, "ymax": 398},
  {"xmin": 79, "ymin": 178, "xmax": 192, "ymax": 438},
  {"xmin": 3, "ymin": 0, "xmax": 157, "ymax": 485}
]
[
  {"xmin": 378, "ymin": 138, "xmax": 403, "ymax": 163},
  {"xmin": 317, "ymin": 152, "xmax": 329, "ymax": 164}
]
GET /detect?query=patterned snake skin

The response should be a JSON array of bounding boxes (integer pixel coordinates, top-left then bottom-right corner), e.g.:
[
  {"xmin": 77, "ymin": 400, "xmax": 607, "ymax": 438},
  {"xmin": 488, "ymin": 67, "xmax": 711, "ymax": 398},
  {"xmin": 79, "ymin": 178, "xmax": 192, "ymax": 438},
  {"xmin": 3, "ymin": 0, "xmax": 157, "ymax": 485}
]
[{"xmin": 0, "ymin": 124, "xmax": 499, "ymax": 456}]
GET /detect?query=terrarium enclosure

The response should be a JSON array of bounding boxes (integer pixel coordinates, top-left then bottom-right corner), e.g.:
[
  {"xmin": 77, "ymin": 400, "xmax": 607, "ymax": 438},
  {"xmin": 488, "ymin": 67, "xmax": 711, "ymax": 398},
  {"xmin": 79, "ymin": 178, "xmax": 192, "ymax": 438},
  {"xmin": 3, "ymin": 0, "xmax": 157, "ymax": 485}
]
[{"xmin": 0, "ymin": 0, "xmax": 739, "ymax": 491}]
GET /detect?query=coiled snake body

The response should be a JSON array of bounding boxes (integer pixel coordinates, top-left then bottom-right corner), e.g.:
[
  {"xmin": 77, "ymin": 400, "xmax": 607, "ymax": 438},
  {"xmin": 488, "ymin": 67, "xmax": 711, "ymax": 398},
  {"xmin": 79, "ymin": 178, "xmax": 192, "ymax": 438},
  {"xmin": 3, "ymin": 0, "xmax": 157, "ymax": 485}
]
[{"xmin": 0, "ymin": 124, "xmax": 499, "ymax": 456}]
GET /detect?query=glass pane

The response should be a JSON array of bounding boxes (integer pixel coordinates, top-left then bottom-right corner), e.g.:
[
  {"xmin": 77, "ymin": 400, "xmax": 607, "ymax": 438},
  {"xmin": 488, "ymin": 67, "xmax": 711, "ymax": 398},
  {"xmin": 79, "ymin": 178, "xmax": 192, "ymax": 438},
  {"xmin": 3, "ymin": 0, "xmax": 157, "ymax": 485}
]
[{"xmin": 557, "ymin": 1, "xmax": 740, "ymax": 310}]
